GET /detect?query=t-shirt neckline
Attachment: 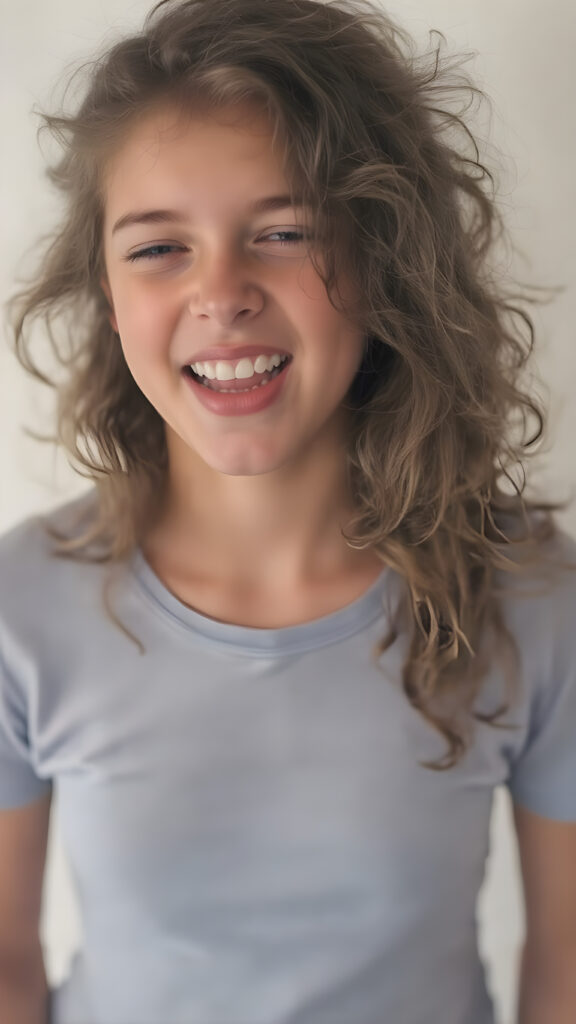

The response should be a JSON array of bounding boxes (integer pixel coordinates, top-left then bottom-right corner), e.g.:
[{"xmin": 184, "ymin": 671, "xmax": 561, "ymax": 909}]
[{"xmin": 130, "ymin": 548, "xmax": 392, "ymax": 655}]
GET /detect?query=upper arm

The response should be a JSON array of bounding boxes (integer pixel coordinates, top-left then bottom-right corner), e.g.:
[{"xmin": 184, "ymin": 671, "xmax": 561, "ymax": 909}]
[
  {"xmin": 0, "ymin": 790, "xmax": 52, "ymax": 960},
  {"xmin": 513, "ymin": 800, "xmax": 576, "ymax": 953}
]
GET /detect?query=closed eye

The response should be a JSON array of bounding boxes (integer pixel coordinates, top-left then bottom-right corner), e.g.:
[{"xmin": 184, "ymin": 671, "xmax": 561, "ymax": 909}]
[
  {"xmin": 124, "ymin": 243, "xmax": 188, "ymax": 262},
  {"xmin": 123, "ymin": 230, "xmax": 311, "ymax": 265},
  {"xmin": 260, "ymin": 230, "xmax": 307, "ymax": 246}
]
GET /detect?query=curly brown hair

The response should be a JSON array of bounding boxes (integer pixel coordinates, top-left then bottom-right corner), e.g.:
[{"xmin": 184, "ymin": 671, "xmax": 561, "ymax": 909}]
[{"xmin": 9, "ymin": 0, "xmax": 575, "ymax": 769}]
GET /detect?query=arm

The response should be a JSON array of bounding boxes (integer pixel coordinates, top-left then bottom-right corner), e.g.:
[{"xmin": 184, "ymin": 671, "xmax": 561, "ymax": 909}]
[
  {"xmin": 0, "ymin": 791, "xmax": 52, "ymax": 1024},
  {"xmin": 0, "ymin": 953, "xmax": 50, "ymax": 1024},
  {"xmin": 512, "ymin": 802, "xmax": 576, "ymax": 1024}
]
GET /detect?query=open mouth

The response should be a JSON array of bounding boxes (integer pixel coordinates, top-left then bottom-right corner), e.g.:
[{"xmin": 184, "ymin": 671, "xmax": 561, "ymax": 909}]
[{"xmin": 183, "ymin": 355, "xmax": 292, "ymax": 393}]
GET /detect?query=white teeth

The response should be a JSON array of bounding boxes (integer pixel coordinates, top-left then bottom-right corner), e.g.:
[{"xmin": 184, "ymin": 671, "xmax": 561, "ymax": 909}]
[
  {"xmin": 189, "ymin": 353, "xmax": 286, "ymax": 381},
  {"xmin": 235, "ymin": 357, "xmax": 256, "ymax": 379},
  {"xmin": 214, "ymin": 361, "xmax": 235, "ymax": 381}
]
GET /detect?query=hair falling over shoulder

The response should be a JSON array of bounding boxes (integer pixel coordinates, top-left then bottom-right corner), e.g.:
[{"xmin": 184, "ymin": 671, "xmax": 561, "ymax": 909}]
[{"xmin": 9, "ymin": 0, "xmax": 576, "ymax": 769}]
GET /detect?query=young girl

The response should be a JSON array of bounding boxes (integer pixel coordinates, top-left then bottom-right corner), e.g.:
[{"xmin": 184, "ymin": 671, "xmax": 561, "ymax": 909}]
[{"xmin": 1, "ymin": 1, "xmax": 575, "ymax": 1022}]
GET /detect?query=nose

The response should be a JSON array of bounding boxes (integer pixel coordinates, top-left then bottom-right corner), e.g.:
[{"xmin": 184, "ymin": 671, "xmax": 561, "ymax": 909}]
[{"xmin": 187, "ymin": 246, "xmax": 265, "ymax": 327}]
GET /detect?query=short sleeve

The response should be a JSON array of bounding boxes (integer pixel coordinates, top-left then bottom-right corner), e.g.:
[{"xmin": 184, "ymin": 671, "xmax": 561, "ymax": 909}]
[
  {"xmin": 0, "ymin": 654, "xmax": 52, "ymax": 809},
  {"xmin": 505, "ymin": 592, "xmax": 576, "ymax": 822}
]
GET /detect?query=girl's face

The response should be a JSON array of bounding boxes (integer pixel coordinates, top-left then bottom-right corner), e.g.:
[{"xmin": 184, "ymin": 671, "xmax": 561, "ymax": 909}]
[{"xmin": 102, "ymin": 102, "xmax": 365, "ymax": 479}]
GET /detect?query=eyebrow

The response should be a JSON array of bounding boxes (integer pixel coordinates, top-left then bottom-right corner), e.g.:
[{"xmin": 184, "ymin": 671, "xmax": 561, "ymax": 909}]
[{"xmin": 111, "ymin": 195, "xmax": 304, "ymax": 235}]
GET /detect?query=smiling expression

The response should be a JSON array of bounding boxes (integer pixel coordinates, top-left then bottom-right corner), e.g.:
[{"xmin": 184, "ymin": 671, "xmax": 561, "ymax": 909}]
[{"xmin": 102, "ymin": 102, "xmax": 366, "ymax": 478}]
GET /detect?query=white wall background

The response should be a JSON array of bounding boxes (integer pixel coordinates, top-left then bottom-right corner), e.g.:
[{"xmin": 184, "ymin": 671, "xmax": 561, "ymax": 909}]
[{"xmin": 1, "ymin": 2, "xmax": 575, "ymax": 1023}]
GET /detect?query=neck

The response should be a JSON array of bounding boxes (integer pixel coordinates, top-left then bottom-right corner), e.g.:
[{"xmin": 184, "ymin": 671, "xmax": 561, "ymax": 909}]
[{"xmin": 144, "ymin": 429, "xmax": 370, "ymax": 590}]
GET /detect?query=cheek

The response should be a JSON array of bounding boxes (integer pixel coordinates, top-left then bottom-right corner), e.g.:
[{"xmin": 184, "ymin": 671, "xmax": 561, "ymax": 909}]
[
  {"xmin": 292, "ymin": 263, "xmax": 331, "ymax": 307},
  {"xmin": 113, "ymin": 283, "xmax": 173, "ymax": 348},
  {"xmin": 292, "ymin": 265, "xmax": 360, "ymax": 337}
]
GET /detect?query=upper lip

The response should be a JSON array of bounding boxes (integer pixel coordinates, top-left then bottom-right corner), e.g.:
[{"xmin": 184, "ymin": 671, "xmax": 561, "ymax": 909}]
[{"xmin": 183, "ymin": 344, "xmax": 292, "ymax": 365}]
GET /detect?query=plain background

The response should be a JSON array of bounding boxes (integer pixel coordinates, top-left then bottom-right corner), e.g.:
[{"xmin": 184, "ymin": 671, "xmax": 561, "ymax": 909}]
[{"xmin": 1, "ymin": 2, "xmax": 575, "ymax": 1021}]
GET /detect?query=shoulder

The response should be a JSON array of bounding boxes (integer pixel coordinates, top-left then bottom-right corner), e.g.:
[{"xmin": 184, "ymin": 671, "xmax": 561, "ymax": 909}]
[
  {"xmin": 492, "ymin": 521, "xmax": 576, "ymax": 711},
  {"xmin": 0, "ymin": 488, "xmax": 98, "ymax": 553},
  {"xmin": 494, "ymin": 520, "xmax": 576, "ymax": 637},
  {"xmin": 0, "ymin": 488, "xmax": 101, "ymax": 608},
  {"xmin": 495, "ymin": 521, "xmax": 576, "ymax": 821}
]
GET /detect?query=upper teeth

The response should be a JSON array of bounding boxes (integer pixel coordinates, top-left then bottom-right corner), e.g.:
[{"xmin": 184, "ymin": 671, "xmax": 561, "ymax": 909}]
[{"xmin": 188, "ymin": 353, "xmax": 286, "ymax": 381}]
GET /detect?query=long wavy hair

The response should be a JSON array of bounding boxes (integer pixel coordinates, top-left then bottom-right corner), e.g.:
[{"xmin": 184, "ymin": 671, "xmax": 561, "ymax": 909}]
[{"xmin": 9, "ymin": 0, "xmax": 575, "ymax": 769}]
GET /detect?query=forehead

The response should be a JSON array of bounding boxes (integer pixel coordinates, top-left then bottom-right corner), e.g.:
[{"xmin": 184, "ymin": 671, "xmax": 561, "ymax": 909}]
[{"xmin": 102, "ymin": 101, "xmax": 292, "ymax": 223}]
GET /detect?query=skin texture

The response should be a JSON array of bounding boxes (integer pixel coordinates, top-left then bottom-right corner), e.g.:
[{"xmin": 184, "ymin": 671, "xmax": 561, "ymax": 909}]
[
  {"xmin": 513, "ymin": 803, "xmax": 576, "ymax": 1023},
  {"xmin": 101, "ymin": 102, "xmax": 382, "ymax": 604}
]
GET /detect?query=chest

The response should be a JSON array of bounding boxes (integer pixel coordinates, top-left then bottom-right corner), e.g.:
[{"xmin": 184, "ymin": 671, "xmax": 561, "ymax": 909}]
[
  {"xmin": 46, "ymin": 630, "xmax": 508, "ymax": 925},
  {"xmin": 142, "ymin": 559, "xmax": 386, "ymax": 628}
]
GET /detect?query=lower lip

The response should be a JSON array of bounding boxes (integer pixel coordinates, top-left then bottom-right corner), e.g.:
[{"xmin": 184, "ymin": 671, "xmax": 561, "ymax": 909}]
[{"xmin": 182, "ymin": 361, "xmax": 291, "ymax": 416}]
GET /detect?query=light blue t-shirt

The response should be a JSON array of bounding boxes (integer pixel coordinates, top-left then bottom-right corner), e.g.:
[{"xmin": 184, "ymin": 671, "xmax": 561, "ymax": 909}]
[{"xmin": 1, "ymin": 490, "xmax": 576, "ymax": 1024}]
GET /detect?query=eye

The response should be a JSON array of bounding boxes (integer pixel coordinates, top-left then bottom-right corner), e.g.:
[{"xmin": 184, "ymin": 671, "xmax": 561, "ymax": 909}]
[
  {"xmin": 124, "ymin": 243, "xmax": 189, "ymax": 263},
  {"xmin": 258, "ymin": 229, "xmax": 309, "ymax": 247}
]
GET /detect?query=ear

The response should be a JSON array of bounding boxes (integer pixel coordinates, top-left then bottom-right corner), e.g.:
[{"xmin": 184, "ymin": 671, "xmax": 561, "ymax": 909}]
[{"xmin": 100, "ymin": 277, "xmax": 119, "ymax": 333}]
